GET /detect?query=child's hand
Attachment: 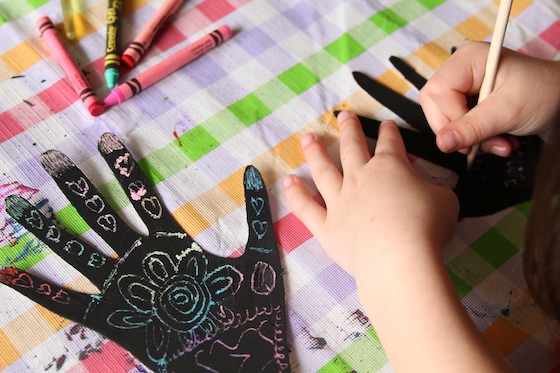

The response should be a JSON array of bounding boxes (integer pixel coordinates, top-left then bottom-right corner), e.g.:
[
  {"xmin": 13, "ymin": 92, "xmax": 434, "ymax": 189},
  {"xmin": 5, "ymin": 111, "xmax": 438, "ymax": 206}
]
[
  {"xmin": 284, "ymin": 112, "xmax": 513, "ymax": 373},
  {"xmin": 419, "ymin": 41, "xmax": 560, "ymax": 156},
  {"xmin": 283, "ymin": 111, "xmax": 459, "ymax": 280}
]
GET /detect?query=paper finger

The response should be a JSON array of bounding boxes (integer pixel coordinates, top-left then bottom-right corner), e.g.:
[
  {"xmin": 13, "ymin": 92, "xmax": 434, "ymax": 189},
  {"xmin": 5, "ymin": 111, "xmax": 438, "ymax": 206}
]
[
  {"xmin": 242, "ymin": 166, "xmax": 279, "ymax": 258},
  {"xmin": 98, "ymin": 133, "xmax": 183, "ymax": 234},
  {"xmin": 41, "ymin": 150, "xmax": 136, "ymax": 255},
  {"xmin": 0, "ymin": 267, "xmax": 93, "ymax": 321},
  {"xmin": 5, "ymin": 195, "xmax": 115, "ymax": 288}
]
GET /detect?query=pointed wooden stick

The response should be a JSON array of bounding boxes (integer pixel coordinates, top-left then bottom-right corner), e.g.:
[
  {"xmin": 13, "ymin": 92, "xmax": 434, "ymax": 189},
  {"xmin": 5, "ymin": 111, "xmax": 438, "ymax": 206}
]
[{"xmin": 466, "ymin": 0, "xmax": 513, "ymax": 170}]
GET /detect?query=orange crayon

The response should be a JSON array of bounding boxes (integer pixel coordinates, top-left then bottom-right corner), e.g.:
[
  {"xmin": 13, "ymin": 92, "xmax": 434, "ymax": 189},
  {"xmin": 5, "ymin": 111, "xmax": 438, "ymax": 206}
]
[
  {"xmin": 120, "ymin": 0, "xmax": 185, "ymax": 69},
  {"xmin": 36, "ymin": 16, "xmax": 104, "ymax": 116}
]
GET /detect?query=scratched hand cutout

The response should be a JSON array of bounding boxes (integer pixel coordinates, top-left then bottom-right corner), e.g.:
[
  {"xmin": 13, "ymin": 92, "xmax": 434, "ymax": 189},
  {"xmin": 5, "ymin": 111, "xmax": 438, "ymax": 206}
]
[
  {"xmin": 0, "ymin": 133, "xmax": 290, "ymax": 373},
  {"xmin": 351, "ymin": 57, "xmax": 542, "ymax": 218}
]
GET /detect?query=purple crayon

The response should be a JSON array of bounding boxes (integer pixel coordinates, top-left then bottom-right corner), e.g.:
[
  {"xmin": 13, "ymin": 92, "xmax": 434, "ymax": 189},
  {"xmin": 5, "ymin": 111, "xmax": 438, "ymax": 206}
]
[{"xmin": 104, "ymin": 25, "xmax": 232, "ymax": 107}]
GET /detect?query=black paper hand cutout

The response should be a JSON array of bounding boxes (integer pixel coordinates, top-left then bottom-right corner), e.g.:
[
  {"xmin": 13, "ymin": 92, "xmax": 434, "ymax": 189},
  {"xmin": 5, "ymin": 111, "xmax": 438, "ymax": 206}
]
[
  {"xmin": 0, "ymin": 133, "xmax": 290, "ymax": 373},
  {"xmin": 351, "ymin": 57, "xmax": 542, "ymax": 218}
]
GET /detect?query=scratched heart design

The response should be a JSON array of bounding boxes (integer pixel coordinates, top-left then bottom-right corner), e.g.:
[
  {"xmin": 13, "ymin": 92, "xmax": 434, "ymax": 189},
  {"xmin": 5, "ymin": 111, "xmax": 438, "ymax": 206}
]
[
  {"xmin": 51, "ymin": 289, "xmax": 71, "ymax": 304},
  {"xmin": 87, "ymin": 252, "xmax": 106, "ymax": 268},
  {"xmin": 85, "ymin": 195, "xmax": 105, "ymax": 213},
  {"xmin": 128, "ymin": 180, "xmax": 147, "ymax": 201},
  {"xmin": 250, "ymin": 197, "xmax": 265, "ymax": 217},
  {"xmin": 63, "ymin": 240, "xmax": 85, "ymax": 256},
  {"xmin": 115, "ymin": 153, "xmax": 134, "ymax": 177},
  {"xmin": 45, "ymin": 225, "xmax": 61, "ymax": 243},
  {"xmin": 65, "ymin": 177, "xmax": 89, "ymax": 197},
  {"xmin": 251, "ymin": 261, "xmax": 276, "ymax": 296},
  {"xmin": 251, "ymin": 220, "xmax": 268, "ymax": 240},
  {"xmin": 141, "ymin": 196, "xmax": 162, "ymax": 219},
  {"xmin": 25, "ymin": 209, "xmax": 44, "ymax": 230},
  {"xmin": 36, "ymin": 283, "xmax": 52, "ymax": 295},
  {"xmin": 97, "ymin": 214, "xmax": 117, "ymax": 232},
  {"xmin": 13, "ymin": 273, "xmax": 33, "ymax": 288}
]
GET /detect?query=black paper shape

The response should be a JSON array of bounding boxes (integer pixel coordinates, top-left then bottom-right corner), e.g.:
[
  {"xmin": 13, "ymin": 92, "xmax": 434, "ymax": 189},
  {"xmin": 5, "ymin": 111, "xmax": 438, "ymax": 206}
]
[
  {"xmin": 0, "ymin": 133, "xmax": 290, "ymax": 373},
  {"xmin": 351, "ymin": 57, "xmax": 542, "ymax": 218}
]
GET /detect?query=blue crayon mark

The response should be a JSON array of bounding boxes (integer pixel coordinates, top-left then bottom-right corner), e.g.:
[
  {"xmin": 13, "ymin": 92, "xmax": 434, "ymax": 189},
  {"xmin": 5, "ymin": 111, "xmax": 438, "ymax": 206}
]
[
  {"xmin": 251, "ymin": 220, "xmax": 268, "ymax": 239},
  {"xmin": 250, "ymin": 196, "xmax": 265, "ymax": 216},
  {"xmin": 244, "ymin": 166, "xmax": 264, "ymax": 191},
  {"xmin": 248, "ymin": 247, "xmax": 273, "ymax": 254}
]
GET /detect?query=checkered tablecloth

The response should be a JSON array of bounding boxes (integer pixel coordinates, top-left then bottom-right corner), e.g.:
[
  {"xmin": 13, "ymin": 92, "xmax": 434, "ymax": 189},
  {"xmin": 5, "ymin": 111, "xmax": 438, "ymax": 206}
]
[{"xmin": 0, "ymin": 0, "xmax": 559, "ymax": 371}]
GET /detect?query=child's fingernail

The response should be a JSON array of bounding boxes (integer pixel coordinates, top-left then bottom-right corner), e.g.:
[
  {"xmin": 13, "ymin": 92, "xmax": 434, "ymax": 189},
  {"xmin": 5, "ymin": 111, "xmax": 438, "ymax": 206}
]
[
  {"xmin": 284, "ymin": 175, "xmax": 295, "ymax": 188},
  {"xmin": 491, "ymin": 145, "xmax": 508, "ymax": 157},
  {"xmin": 301, "ymin": 133, "xmax": 316, "ymax": 148},
  {"xmin": 439, "ymin": 130, "xmax": 460, "ymax": 151},
  {"xmin": 336, "ymin": 110, "xmax": 353, "ymax": 123}
]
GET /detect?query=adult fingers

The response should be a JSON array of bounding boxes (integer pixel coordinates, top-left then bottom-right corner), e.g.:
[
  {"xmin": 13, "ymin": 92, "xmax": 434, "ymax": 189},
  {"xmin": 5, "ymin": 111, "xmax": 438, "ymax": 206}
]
[
  {"xmin": 284, "ymin": 174, "xmax": 327, "ymax": 235},
  {"xmin": 337, "ymin": 111, "xmax": 371, "ymax": 171},
  {"xmin": 300, "ymin": 133, "xmax": 343, "ymax": 202}
]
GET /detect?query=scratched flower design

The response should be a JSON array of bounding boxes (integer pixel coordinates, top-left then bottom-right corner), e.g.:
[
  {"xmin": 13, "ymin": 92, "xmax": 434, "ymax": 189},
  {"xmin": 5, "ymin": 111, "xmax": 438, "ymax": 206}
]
[{"xmin": 107, "ymin": 244, "xmax": 243, "ymax": 365}]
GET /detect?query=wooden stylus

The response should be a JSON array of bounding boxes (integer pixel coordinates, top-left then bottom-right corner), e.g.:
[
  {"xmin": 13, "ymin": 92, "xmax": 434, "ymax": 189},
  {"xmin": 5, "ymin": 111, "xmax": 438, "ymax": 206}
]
[{"xmin": 466, "ymin": 0, "xmax": 513, "ymax": 170}]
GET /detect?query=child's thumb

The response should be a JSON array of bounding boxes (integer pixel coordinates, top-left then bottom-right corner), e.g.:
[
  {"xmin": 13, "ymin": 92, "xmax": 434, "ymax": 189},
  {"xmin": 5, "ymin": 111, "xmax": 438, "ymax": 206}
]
[{"xmin": 434, "ymin": 99, "xmax": 511, "ymax": 153}]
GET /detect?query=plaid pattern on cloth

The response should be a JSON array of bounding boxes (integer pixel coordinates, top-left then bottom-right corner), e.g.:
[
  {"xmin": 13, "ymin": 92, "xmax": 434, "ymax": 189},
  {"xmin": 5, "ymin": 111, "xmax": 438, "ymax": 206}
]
[{"xmin": 0, "ymin": 0, "xmax": 559, "ymax": 371}]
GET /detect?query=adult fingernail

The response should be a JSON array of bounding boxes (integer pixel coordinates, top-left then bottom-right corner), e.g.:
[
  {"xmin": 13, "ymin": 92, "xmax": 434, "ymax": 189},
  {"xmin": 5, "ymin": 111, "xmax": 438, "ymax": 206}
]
[
  {"xmin": 301, "ymin": 133, "xmax": 316, "ymax": 148},
  {"xmin": 439, "ymin": 131, "xmax": 460, "ymax": 151},
  {"xmin": 336, "ymin": 110, "xmax": 353, "ymax": 123}
]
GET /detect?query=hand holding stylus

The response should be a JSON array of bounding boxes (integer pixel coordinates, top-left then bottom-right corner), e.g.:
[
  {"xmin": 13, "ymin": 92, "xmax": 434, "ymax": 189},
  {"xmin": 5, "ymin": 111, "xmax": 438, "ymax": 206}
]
[
  {"xmin": 465, "ymin": 0, "xmax": 513, "ymax": 169},
  {"xmin": 419, "ymin": 43, "xmax": 560, "ymax": 159}
]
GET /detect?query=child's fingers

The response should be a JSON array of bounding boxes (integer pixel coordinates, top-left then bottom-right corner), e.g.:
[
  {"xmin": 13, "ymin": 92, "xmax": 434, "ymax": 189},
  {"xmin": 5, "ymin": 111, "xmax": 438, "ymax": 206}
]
[
  {"xmin": 284, "ymin": 174, "xmax": 327, "ymax": 236},
  {"xmin": 301, "ymin": 133, "xmax": 342, "ymax": 202},
  {"xmin": 372, "ymin": 121, "xmax": 408, "ymax": 160},
  {"xmin": 419, "ymin": 42, "xmax": 488, "ymax": 134},
  {"xmin": 435, "ymin": 94, "xmax": 519, "ymax": 152},
  {"xmin": 337, "ymin": 111, "xmax": 371, "ymax": 171},
  {"xmin": 480, "ymin": 135, "xmax": 515, "ymax": 157},
  {"xmin": 419, "ymin": 89, "xmax": 468, "ymax": 134}
]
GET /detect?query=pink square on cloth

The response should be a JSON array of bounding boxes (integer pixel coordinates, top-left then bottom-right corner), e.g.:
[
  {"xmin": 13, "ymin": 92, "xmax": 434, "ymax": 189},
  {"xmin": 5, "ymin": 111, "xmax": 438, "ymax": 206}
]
[
  {"xmin": 196, "ymin": 0, "xmax": 236, "ymax": 22},
  {"xmin": 539, "ymin": 20, "xmax": 560, "ymax": 50},
  {"xmin": 274, "ymin": 213, "xmax": 313, "ymax": 255}
]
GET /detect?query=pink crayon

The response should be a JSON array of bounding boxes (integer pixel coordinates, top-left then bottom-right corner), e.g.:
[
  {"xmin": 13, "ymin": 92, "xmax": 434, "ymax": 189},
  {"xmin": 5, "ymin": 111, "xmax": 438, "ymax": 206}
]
[
  {"xmin": 36, "ymin": 16, "xmax": 104, "ymax": 117},
  {"xmin": 120, "ymin": 0, "xmax": 185, "ymax": 69},
  {"xmin": 104, "ymin": 25, "xmax": 233, "ymax": 107}
]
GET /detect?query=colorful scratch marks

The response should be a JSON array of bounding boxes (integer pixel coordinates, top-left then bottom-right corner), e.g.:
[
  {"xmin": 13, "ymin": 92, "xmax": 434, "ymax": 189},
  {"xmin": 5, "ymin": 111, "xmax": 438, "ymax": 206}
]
[
  {"xmin": 0, "ymin": 182, "xmax": 52, "ymax": 269},
  {"xmin": 0, "ymin": 133, "xmax": 291, "ymax": 372}
]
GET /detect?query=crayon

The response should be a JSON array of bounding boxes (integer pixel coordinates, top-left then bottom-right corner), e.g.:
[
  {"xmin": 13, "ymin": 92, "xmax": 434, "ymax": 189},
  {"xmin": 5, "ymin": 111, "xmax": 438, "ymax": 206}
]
[
  {"xmin": 36, "ymin": 16, "xmax": 104, "ymax": 116},
  {"xmin": 120, "ymin": 0, "xmax": 185, "ymax": 69},
  {"xmin": 60, "ymin": 0, "xmax": 76, "ymax": 40},
  {"xmin": 105, "ymin": 0, "xmax": 123, "ymax": 88},
  {"xmin": 104, "ymin": 25, "xmax": 232, "ymax": 107}
]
